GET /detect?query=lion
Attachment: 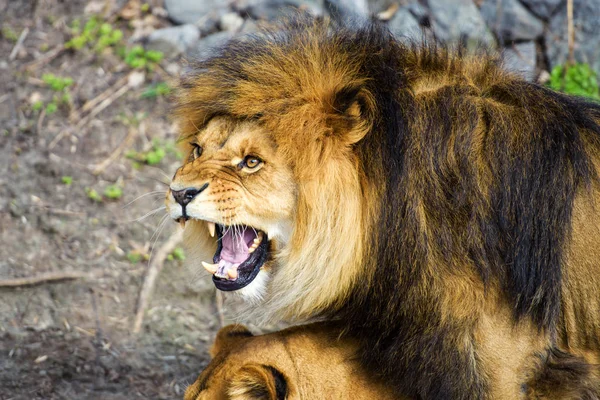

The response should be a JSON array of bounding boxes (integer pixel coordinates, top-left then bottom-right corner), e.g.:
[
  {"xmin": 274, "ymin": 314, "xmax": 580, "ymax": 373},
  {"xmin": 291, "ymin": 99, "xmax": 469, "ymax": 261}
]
[
  {"xmin": 166, "ymin": 17, "xmax": 600, "ymax": 399},
  {"xmin": 183, "ymin": 322, "xmax": 398, "ymax": 400}
]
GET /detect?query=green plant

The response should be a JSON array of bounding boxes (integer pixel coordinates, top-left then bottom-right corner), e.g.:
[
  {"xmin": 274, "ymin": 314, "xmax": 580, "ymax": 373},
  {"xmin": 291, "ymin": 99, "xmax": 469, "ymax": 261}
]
[
  {"xmin": 104, "ymin": 184, "xmax": 123, "ymax": 199},
  {"xmin": 126, "ymin": 138, "xmax": 180, "ymax": 166},
  {"xmin": 61, "ymin": 176, "xmax": 73, "ymax": 185},
  {"xmin": 85, "ymin": 188, "xmax": 103, "ymax": 202},
  {"xmin": 2, "ymin": 26, "xmax": 18, "ymax": 42},
  {"xmin": 65, "ymin": 16, "xmax": 123, "ymax": 52},
  {"xmin": 45, "ymin": 102, "xmax": 58, "ymax": 114},
  {"xmin": 127, "ymin": 251, "xmax": 143, "ymax": 264},
  {"xmin": 141, "ymin": 82, "xmax": 171, "ymax": 98},
  {"xmin": 548, "ymin": 63, "xmax": 600, "ymax": 100},
  {"xmin": 42, "ymin": 74, "xmax": 74, "ymax": 92},
  {"xmin": 122, "ymin": 45, "xmax": 163, "ymax": 70},
  {"xmin": 32, "ymin": 101, "xmax": 44, "ymax": 111},
  {"xmin": 167, "ymin": 247, "xmax": 186, "ymax": 261}
]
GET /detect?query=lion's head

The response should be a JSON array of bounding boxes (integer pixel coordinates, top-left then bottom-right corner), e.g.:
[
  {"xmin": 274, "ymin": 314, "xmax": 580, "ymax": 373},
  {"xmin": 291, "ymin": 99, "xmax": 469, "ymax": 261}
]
[
  {"xmin": 183, "ymin": 323, "xmax": 398, "ymax": 400},
  {"xmin": 167, "ymin": 19, "xmax": 383, "ymax": 321}
]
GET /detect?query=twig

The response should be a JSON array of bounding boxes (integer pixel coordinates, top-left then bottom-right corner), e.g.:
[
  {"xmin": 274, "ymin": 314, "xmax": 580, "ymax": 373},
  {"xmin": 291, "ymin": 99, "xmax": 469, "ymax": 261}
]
[
  {"xmin": 567, "ymin": 0, "xmax": 575, "ymax": 66},
  {"xmin": 24, "ymin": 46, "xmax": 64, "ymax": 71},
  {"xmin": 133, "ymin": 229, "xmax": 184, "ymax": 334},
  {"xmin": 72, "ymin": 74, "xmax": 130, "ymax": 121},
  {"xmin": 49, "ymin": 71, "xmax": 144, "ymax": 149},
  {"xmin": 9, "ymin": 27, "xmax": 29, "ymax": 61},
  {"xmin": 36, "ymin": 108, "xmax": 46, "ymax": 135},
  {"xmin": 215, "ymin": 290, "xmax": 225, "ymax": 328},
  {"xmin": 90, "ymin": 123, "xmax": 141, "ymax": 175},
  {"xmin": 0, "ymin": 271, "xmax": 91, "ymax": 288}
]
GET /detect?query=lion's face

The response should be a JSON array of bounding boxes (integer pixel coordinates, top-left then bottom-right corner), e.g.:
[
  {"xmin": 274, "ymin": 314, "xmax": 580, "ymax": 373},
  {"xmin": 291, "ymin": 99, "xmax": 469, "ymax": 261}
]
[{"xmin": 166, "ymin": 117, "xmax": 295, "ymax": 296}]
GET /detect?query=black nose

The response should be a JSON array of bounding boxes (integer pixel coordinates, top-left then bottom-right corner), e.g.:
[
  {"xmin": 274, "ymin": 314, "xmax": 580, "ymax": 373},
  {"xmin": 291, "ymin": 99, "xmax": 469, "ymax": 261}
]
[{"xmin": 171, "ymin": 183, "xmax": 208, "ymax": 207}]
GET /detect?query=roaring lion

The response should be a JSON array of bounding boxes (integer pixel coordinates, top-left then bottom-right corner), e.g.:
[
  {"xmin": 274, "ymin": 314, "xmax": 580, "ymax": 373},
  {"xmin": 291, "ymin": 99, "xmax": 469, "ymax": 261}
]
[
  {"xmin": 184, "ymin": 323, "xmax": 397, "ymax": 400},
  {"xmin": 166, "ymin": 18, "xmax": 600, "ymax": 399}
]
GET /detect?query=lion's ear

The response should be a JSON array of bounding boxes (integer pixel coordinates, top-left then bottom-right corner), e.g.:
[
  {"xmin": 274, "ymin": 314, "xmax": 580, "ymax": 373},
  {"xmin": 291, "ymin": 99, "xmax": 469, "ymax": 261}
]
[
  {"xmin": 228, "ymin": 364, "xmax": 288, "ymax": 400},
  {"xmin": 210, "ymin": 324, "xmax": 253, "ymax": 358},
  {"xmin": 326, "ymin": 84, "xmax": 372, "ymax": 145}
]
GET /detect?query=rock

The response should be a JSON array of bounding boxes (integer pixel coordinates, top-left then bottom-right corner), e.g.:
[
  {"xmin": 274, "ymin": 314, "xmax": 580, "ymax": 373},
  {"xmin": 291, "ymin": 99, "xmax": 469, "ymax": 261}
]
[
  {"xmin": 244, "ymin": 0, "xmax": 324, "ymax": 20},
  {"xmin": 428, "ymin": 0, "xmax": 495, "ymax": 47},
  {"xmin": 519, "ymin": 0, "xmax": 563, "ymax": 20},
  {"xmin": 545, "ymin": 0, "xmax": 600, "ymax": 78},
  {"xmin": 480, "ymin": 0, "xmax": 544, "ymax": 42},
  {"xmin": 164, "ymin": 0, "xmax": 227, "ymax": 25},
  {"xmin": 187, "ymin": 31, "xmax": 234, "ymax": 60},
  {"xmin": 220, "ymin": 12, "xmax": 245, "ymax": 32},
  {"xmin": 146, "ymin": 24, "xmax": 200, "ymax": 59},
  {"xmin": 368, "ymin": 0, "xmax": 395, "ymax": 14},
  {"xmin": 388, "ymin": 7, "xmax": 422, "ymax": 42},
  {"xmin": 503, "ymin": 41, "xmax": 537, "ymax": 81},
  {"xmin": 324, "ymin": 0, "xmax": 369, "ymax": 21}
]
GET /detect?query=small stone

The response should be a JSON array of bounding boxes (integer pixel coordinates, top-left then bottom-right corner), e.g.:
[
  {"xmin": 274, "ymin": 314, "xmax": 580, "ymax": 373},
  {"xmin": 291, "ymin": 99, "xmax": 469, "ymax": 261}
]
[
  {"xmin": 388, "ymin": 7, "xmax": 422, "ymax": 43},
  {"xmin": 503, "ymin": 41, "xmax": 537, "ymax": 82},
  {"xmin": 187, "ymin": 31, "xmax": 234, "ymax": 60},
  {"xmin": 480, "ymin": 0, "xmax": 544, "ymax": 42},
  {"xmin": 519, "ymin": 0, "xmax": 563, "ymax": 20},
  {"xmin": 164, "ymin": 0, "xmax": 227, "ymax": 25},
  {"xmin": 146, "ymin": 24, "xmax": 200, "ymax": 59},
  {"xmin": 219, "ymin": 13, "xmax": 245, "ymax": 32},
  {"xmin": 325, "ymin": 0, "xmax": 369, "ymax": 21},
  {"xmin": 428, "ymin": 0, "xmax": 495, "ymax": 47}
]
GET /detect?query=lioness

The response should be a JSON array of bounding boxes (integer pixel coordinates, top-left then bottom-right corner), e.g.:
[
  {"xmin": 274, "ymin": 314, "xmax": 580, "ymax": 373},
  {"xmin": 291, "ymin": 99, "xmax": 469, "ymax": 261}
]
[{"xmin": 184, "ymin": 323, "xmax": 398, "ymax": 400}]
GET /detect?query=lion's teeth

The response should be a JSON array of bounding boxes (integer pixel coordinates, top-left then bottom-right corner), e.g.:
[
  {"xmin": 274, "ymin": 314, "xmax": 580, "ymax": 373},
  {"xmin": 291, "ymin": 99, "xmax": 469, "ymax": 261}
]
[
  {"xmin": 253, "ymin": 238, "xmax": 260, "ymax": 244},
  {"xmin": 248, "ymin": 247, "xmax": 255, "ymax": 253},
  {"xmin": 207, "ymin": 222, "xmax": 216, "ymax": 237},
  {"xmin": 202, "ymin": 261, "xmax": 218, "ymax": 274},
  {"xmin": 257, "ymin": 232, "xmax": 264, "ymax": 239},
  {"xmin": 227, "ymin": 268, "xmax": 238, "ymax": 279},
  {"xmin": 179, "ymin": 218, "xmax": 186, "ymax": 229}
]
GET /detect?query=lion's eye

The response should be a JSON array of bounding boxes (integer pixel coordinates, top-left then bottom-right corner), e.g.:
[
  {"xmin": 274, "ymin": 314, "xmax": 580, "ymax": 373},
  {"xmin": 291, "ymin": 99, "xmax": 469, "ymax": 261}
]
[
  {"xmin": 191, "ymin": 144, "xmax": 203, "ymax": 160},
  {"xmin": 243, "ymin": 155, "xmax": 262, "ymax": 169}
]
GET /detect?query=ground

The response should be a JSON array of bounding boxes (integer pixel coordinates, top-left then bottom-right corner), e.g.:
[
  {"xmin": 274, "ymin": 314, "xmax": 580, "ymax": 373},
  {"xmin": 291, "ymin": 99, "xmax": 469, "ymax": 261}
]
[{"xmin": 0, "ymin": 1, "xmax": 226, "ymax": 398}]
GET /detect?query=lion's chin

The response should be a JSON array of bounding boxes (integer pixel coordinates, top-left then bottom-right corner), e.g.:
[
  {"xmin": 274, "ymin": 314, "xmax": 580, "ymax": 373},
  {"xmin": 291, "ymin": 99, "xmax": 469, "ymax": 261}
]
[{"xmin": 228, "ymin": 268, "xmax": 270, "ymax": 305}]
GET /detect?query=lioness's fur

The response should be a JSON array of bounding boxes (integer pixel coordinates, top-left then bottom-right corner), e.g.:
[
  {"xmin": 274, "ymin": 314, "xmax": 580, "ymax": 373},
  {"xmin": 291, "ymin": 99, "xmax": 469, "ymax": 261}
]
[
  {"xmin": 170, "ymin": 18, "xmax": 600, "ymax": 398},
  {"xmin": 184, "ymin": 323, "xmax": 398, "ymax": 400}
]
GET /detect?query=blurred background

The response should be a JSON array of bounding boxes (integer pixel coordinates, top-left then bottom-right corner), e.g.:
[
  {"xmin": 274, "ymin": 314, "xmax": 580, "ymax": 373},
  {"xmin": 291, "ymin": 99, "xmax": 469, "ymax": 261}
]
[{"xmin": 0, "ymin": 0, "xmax": 599, "ymax": 398}]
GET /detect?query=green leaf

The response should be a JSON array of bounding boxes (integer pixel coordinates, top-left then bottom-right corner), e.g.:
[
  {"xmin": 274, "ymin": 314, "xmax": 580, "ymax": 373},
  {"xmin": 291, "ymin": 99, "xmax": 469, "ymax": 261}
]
[
  {"xmin": 61, "ymin": 176, "xmax": 73, "ymax": 185},
  {"xmin": 104, "ymin": 184, "xmax": 123, "ymax": 199}
]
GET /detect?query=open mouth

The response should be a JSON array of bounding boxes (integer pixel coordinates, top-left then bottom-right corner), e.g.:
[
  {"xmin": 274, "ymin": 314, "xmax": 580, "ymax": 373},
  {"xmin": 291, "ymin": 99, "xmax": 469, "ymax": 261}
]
[{"xmin": 197, "ymin": 223, "xmax": 269, "ymax": 291}]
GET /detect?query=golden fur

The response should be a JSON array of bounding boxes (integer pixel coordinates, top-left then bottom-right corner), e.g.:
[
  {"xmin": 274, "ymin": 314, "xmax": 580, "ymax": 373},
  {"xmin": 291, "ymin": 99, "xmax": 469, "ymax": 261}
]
[
  {"xmin": 183, "ymin": 323, "xmax": 398, "ymax": 400},
  {"xmin": 168, "ymin": 18, "xmax": 600, "ymax": 398}
]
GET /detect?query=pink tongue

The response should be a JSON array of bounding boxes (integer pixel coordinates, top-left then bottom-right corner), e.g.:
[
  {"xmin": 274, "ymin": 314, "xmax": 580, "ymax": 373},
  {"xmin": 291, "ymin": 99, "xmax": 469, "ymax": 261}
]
[{"xmin": 220, "ymin": 227, "xmax": 256, "ymax": 263}]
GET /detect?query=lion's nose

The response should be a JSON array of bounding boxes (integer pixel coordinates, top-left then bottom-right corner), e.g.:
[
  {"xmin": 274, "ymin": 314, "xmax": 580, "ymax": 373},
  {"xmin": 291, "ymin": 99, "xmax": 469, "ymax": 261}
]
[{"xmin": 171, "ymin": 183, "xmax": 208, "ymax": 207}]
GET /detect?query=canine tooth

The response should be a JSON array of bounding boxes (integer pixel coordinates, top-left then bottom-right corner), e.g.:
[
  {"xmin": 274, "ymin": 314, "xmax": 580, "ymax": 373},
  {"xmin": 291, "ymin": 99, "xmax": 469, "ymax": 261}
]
[
  {"xmin": 248, "ymin": 247, "xmax": 255, "ymax": 253},
  {"xmin": 207, "ymin": 222, "xmax": 216, "ymax": 237},
  {"xmin": 179, "ymin": 218, "xmax": 186, "ymax": 229},
  {"xmin": 253, "ymin": 238, "xmax": 260, "ymax": 244},
  {"xmin": 202, "ymin": 261, "xmax": 218, "ymax": 274},
  {"xmin": 257, "ymin": 232, "xmax": 264, "ymax": 239},
  {"xmin": 227, "ymin": 268, "xmax": 238, "ymax": 279}
]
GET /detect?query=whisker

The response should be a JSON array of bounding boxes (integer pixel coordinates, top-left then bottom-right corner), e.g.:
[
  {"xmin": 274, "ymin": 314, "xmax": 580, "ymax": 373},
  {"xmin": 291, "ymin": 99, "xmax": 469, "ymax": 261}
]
[
  {"xmin": 123, "ymin": 191, "xmax": 165, "ymax": 209},
  {"xmin": 128, "ymin": 206, "xmax": 166, "ymax": 223},
  {"xmin": 148, "ymin": 215, "xmax": 170, "ymax": 265}
]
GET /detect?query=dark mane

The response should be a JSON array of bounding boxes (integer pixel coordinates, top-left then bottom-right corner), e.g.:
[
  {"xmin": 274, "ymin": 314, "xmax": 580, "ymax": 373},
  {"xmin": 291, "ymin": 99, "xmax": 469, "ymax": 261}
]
[{"xmin": 176, "ymin": 17, "xmax": 600, "ymax": 398}]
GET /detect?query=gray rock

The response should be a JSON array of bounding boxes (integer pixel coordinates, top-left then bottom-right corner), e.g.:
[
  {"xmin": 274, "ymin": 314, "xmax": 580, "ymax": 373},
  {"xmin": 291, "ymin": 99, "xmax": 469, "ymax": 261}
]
[
  {"xmin": 164, "ymin": 0, "xmax": 227, "ymax": 25},
  {"xmin": 244, "ymin": 0, "xmax": 325, "ymax": 20},
  {"xmin": 545, "ymin": 0, "xmax": 600, "ymax": 78},
  {"xmin": 324, "ymin": 0, "xmax": 369, "ymax": 21},
  {"xmin": 427, "ymin": 0, "xmax": 495, "ymax": 47},
  {"xmin": 187, "ymin": 30, "xmax": 234, "ymax": 60},
  {"xmin": 147, "ymin": 24, "xmax": 200, "ymax": 59},
  {"xmin": 480, "ymin": 0, "xmax": 544, "ymax": 43},
  {"xmin": 503, "ymin": 41, "xmax": 537, "ymax": 81},
  {"xmin": 388, "ymin": 7, "xmax": 423, "ymax": 42},
  {"xmin": 367, "ymin": 0, "xmax": 395, "ymax": 14},
  {"xmin": 519, "ymin": 0, "xmax": 563, "ymax": 20},
  {"xmin": 220, "ymin": 12, "xmax": 245, "ymax": 32}
]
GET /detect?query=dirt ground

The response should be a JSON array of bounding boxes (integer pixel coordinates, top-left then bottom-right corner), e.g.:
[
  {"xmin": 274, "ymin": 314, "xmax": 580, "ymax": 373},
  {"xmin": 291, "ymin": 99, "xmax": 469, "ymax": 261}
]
[{"xmin": 0, "ymin": 1, "xmax": 230, "ymax": 398}]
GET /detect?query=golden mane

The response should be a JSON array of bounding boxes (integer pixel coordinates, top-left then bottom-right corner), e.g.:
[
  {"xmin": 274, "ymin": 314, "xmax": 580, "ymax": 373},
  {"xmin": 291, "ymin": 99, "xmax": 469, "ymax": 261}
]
[{"xmin": 174, "ymin": 17, "xmax": 600, "ymax": 398}]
